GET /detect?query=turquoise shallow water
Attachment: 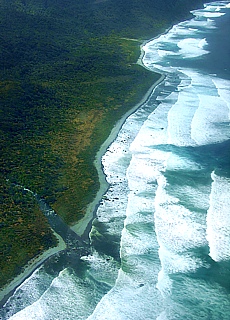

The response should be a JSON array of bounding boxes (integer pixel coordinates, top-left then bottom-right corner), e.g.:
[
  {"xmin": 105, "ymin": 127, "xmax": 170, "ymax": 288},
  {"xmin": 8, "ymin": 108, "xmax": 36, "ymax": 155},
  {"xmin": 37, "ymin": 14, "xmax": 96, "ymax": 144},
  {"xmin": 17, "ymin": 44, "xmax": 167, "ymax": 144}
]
[{"xmin": 1, "ymin": 1, "xmax": 230, "ymax": 319}]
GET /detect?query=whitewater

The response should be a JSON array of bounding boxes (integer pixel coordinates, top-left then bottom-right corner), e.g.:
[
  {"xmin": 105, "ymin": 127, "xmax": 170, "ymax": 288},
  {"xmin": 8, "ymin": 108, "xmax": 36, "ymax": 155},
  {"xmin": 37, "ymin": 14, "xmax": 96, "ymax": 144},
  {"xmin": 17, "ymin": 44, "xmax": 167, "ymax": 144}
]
[{"xmin": 1, "ymin": 1, "xmax": 230, "ymax": 319}]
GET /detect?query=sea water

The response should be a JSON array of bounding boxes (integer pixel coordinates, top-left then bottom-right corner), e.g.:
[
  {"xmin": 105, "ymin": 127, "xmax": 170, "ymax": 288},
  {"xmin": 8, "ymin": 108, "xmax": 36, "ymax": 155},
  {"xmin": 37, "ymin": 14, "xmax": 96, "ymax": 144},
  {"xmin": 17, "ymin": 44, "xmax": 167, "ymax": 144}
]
[{"xmin": 1, "ymin": 1, "xmax": 230, "ymax": 319}]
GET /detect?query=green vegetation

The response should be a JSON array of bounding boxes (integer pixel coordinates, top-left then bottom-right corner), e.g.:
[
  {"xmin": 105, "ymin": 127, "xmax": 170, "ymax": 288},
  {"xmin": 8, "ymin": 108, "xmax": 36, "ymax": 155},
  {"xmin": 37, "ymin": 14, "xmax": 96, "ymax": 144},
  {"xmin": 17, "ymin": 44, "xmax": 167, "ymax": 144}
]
[
  {"xmin": 0, "ymin": 179, "xmax": 57, "ymax": 288},
  {"xmin": 0, "ymin": 0, "xmax": 206, "ymax": 289}
]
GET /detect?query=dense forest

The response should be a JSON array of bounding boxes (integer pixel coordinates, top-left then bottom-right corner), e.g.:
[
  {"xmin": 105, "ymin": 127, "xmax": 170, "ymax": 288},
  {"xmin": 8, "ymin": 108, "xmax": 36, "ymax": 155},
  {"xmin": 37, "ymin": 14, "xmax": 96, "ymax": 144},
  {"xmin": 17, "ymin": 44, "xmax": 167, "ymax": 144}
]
[{"xmin": 0, "ymin": 0, "xmax": 206, "ymax": 288}]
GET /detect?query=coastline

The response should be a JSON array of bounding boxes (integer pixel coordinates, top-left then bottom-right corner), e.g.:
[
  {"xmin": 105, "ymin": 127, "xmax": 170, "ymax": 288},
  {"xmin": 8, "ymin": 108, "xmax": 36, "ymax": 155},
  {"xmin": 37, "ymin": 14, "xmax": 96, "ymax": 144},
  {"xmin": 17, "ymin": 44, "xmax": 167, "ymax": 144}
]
[
  {"xmin": 0, "ymin": 40, "xmax": 165, "ymax": 308},
  {"xmin": 71, "ymin": 46, "xmax": 165, "ymax": 237},
  {"xmin": 0, "ymin": 231, "xmax": 66, "ymax": 307},
  {"xmin": 0, "ymin": 0, "xmax": 211, "ymax": 314}
]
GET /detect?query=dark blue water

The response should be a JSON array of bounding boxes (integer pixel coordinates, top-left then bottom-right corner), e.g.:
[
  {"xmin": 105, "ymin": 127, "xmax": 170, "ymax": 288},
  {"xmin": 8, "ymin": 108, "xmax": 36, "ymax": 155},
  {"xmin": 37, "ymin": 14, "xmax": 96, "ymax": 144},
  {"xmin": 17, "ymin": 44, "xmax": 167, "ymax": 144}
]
[{"xmin": 1, "ymin": 1, "xmax": 230, "ymax": 319}]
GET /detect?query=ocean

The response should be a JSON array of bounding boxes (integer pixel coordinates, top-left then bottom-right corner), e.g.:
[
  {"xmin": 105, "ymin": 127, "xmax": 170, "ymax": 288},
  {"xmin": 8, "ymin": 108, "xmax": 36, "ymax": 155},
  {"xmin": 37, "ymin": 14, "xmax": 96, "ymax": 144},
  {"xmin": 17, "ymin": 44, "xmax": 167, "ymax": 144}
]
[{"xmin": 1, "ymin": 1, "xmax": 230, "ymax": 319}]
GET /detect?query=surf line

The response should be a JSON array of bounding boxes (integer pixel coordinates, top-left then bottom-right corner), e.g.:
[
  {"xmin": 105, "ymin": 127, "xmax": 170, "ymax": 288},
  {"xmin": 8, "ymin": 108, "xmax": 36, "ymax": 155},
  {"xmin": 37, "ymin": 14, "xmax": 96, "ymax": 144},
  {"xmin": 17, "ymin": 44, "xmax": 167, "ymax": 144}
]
[{"xmin": 71, "ymin": 34, "xmax": 166, "ymax": 239}]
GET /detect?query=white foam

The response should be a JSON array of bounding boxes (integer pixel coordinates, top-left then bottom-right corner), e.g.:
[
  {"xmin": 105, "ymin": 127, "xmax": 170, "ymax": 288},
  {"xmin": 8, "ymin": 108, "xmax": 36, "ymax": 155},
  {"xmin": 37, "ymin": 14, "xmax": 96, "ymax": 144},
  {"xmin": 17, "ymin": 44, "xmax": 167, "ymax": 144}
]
[
  {"xmin": 204, "ymin": 4, "xmax": 220, "ymax": 11},
  {"xmin": 191, "ymin": 93, "xmax": 230, "ymax": 145},
  {"xmin": 120, "ymin": 225, "xmax": 156, "ymax": 256},
  {"xmin": 90, "ymin": 3, "xmax": 230, "ymax": 318},
  {"xmin": 156, "ymin": 270, "xmax": 172, "ymax": 297},
  {"xmin": 206, "ymin": 172, "xmax": 230, "ymax": 261},
  {"xmin": 180, "ymin": 18, "xmax": 217, "ymax": 30},
  {"xmin": 149, "ymin": 17, "xmax": 211, "ymax": 60},
  {"xmin": 154, "ymin": 175, "xmax": 207, "ymax": 253},
  {"xmin": 192, "ymin": 1, "xmax": 229, "ymax": 19},
  {"xmin": 157, "ymin": 276, "xmax": 230, "ymax": 319},
  {"xmin": 157, "ymin": 49, "xmax": 177, "ymax": 58},
  {"xmin": 163, "ymin": 70, "xmax": 229, "ymax": 145},
  {"xmin": 155, "ymin": 200, "xmax": 207, "ymax": 253},
  {"xmin": 166, "ymin": 152, "xmax": 203, "ymax": 171},
  {"xmin": 204, "ymin": 3, "xmax": 229, "ymax": 11},
  {"xmin": 87, "ymin": 268, "xmax": 163, "ymax": 320},
  {"xmin": 171, "ymin": 24, "xmax": 199, "ymax": 36},
  {"xmin": 198, "ymin": 37, "xmax": 208, "ymax": 48},
  {"xmin": 142, "ymin": 10, "xmax": 217, "ymax": 72},
  {"xmin": 167, "ymin": 88, "xmax": 199, "ymax": 146},
  {"xmin": 130, "ymin": 117, "xmax": 168, "ymax": 152},
  {"xmin": 127, "ymin": 154, "xmax": 159, "ymax": 192},
  {"xmin": 170, "ymin": 183, "xmax": 211, "ymax": 211},
  {"xmin": 129, "ymin": 91, "xmax": 179, "ymax": 151},
  {"xmin": 211, "ymin": 77, "xmax": 230, "ymax": 116},
  {"xmin": 153, "ymin": 170, "xmax": 209, "ymax": 295},
  {"xmin": 3, "ymin": 267, "xmax": 53, "ymax": 318},
  {"xmin": 158, "ymin": 246, "xmax": 204, "ymax": 274},
  {"xmin": 8, "ymin": 268, "xmax": 104, "ymax": 320},
  {"xmin": 177, "ymin": 38, "xmax": 209, "ymax": 58},
  {"xmin": 81, "ymin": 252, "xmax": 119, "ymax": 286},
  {"xmin": 193, "ymin": 10, "xmax": 226, "ymax": 18}
]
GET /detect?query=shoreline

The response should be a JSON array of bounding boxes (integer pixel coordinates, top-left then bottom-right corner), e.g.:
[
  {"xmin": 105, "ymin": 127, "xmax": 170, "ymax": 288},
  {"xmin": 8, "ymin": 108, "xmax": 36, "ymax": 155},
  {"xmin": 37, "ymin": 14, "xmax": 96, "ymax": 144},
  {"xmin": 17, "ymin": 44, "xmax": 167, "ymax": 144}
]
[
  {"xmin": 0, "ymin": 0, "xmax": 209, "ymax": 312},
  {"xmin": 0, "ymin": 231, "xmax": 66, "ymax": 307},
  {"xmin": 71, "ymin": 43, "xmax": 165, "ymax": 237},
  {"xmin": 0, "ymin": 39, "xmax": 165, "ymax": 308}
]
